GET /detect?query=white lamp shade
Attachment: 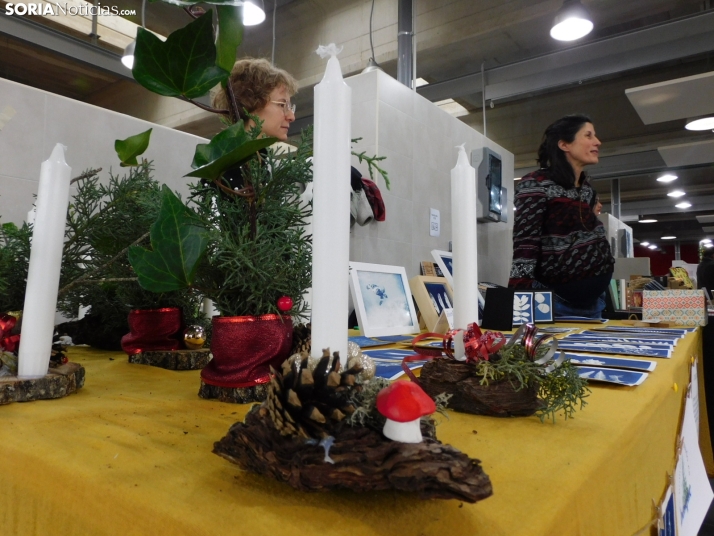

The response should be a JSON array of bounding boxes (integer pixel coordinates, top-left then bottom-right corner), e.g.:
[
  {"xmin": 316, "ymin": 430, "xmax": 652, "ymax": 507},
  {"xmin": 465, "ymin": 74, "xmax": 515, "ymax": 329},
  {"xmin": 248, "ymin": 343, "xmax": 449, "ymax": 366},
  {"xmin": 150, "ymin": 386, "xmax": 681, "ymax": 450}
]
[
  {"xmin": 243, "ymin": 0, "xmax": 265, "ymax": 25},
  {"xmin": 550, "ymin": 0, "xmax": 593, "ymax": 41}
]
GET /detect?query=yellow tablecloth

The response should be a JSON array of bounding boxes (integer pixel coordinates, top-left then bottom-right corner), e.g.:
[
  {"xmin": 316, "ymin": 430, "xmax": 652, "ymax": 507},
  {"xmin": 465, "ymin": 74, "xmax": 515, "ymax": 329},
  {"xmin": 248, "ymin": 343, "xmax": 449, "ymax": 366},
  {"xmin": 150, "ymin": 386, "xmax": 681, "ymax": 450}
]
[{"xmin": 0, "ymin": 327, "xmax": 711, "ymax": 536}]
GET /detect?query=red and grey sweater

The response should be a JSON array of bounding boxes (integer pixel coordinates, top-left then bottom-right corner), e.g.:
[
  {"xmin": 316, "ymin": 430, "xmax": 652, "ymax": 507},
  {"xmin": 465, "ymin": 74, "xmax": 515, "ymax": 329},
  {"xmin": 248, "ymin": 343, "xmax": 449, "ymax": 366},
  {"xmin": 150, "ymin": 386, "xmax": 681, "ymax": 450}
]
[{"xmin": 508, "ymin": 169, "xmax": 614, "ymax": 289}]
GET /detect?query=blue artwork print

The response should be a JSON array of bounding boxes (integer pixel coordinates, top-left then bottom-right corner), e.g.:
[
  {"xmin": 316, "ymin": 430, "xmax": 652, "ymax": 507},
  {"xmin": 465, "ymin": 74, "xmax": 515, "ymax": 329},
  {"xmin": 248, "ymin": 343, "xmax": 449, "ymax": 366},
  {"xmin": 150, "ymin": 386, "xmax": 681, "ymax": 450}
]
[
  {"xmin": 513, "ymin": 292, "xmax": 534, "ymax": 325},
  {"xmin": 558, "ymin": 340, "xmax": 673, "ymax": 358},
  {"xmin": 576, "ymin": 366, "xmax": 648, "ymax": 386},
  {"xmin": 441, "ymin": 256, "xmax": 453, "ymax": 275},
  {"xmin": 357, "ymin": 270, "xmax": 414, "ymax": 329},
  {"xmin": 659, "ymin": 489, "xmax": 675, "ymax": 536},
  {"xmin": 533, "ymin": 291, "xmax": 553, "ymax": 322},
  {"xmin": 424, "ymin": 282, "xmax": 452, "ymax": 315},
  {"xmin": 564, "ymin": 353, "xmax": 657, "ymax": 372}
]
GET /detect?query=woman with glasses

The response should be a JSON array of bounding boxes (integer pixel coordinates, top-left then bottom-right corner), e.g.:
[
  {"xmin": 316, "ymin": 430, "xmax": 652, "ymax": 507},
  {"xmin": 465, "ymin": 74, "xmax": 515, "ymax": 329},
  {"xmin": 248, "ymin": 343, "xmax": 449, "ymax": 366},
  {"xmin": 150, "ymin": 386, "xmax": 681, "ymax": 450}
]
[
  {"xmin": 508, "ymin": 114, "xmax": 614, "ymax": 318},
  {"xmin": 212, "ymin": 57, "xmax": 297, "ymax": 142}
]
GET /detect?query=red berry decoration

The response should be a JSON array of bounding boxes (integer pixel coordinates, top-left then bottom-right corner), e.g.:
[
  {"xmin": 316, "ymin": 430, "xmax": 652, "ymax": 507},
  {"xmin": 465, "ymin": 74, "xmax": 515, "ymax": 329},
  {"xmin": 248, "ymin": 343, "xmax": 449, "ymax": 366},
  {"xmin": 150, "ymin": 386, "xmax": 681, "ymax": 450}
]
[{"xmin": 277, "ymin": 296, "xmax": 293, "ymax": 312}]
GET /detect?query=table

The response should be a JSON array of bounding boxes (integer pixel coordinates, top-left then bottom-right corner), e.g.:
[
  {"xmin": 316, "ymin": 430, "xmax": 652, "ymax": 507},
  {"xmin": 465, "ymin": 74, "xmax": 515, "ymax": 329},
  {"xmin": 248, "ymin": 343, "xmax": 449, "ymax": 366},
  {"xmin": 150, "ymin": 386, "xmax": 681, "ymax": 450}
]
[{"xmin": 1, "ymin": 326, "xmax": 711, "ymax": 535}]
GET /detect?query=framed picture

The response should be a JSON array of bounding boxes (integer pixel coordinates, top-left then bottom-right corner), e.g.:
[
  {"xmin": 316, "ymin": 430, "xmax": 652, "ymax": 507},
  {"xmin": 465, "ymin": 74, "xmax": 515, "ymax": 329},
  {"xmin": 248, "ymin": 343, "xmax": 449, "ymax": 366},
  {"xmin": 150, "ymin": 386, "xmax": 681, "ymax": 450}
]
[
  {"xmin": 431, "ymin": 249, "xmax": 485, "ymax": 310},
  {"xmin": 513, "ymin": 291, "xmax": 534, "ymax": 325},
  {"xmin": 533, "ymin": 290, "xmax": 554, "ymax": 323},
  {"xmin": 409, "ymin": 276, "xmax": 454, "ymax": 331},
  {"xmin": 430, "ymin": 250, "xmax": 454, "ymax": 286},
  {"xmin": 349, "ymin": 262, "xmax": 420, "ymax": 338}
]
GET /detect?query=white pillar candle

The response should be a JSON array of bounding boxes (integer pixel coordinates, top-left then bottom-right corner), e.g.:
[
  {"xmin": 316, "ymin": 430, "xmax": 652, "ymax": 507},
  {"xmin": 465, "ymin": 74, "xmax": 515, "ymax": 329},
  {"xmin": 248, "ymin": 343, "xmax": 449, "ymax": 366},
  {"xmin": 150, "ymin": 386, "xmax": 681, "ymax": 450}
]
[
  {"xmin": 18, "ymin": 143, "xmax": 72, "ymax": 378},
  {"xmin": 451, "ymin": 144, "xmax": 479, "ymax": 330},
  {"xmin": 311, "ymin": 44, "xmax": 351, "ymax": 367}
]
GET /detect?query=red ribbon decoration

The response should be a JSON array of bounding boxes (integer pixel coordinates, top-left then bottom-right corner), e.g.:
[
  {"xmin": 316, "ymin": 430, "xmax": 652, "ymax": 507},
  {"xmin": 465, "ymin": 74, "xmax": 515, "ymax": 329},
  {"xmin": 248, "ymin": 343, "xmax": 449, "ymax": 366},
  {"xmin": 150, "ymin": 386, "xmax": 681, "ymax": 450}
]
[
  {"xmin": 401, "ymin": 322, "xmax": 506, "ymax": 382},
  {"xmin": 0, "ymin": 314, "xmax": 20, "ymax": 354}
]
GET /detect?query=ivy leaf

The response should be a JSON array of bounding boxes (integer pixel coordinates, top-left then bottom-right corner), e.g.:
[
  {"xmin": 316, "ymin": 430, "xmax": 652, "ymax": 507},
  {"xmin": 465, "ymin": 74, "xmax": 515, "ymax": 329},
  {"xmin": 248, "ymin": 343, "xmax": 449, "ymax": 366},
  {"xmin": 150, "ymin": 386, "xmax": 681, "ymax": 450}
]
[
  {"xmin": 132, "ymin": 11, "xmax": 229, "ymax": 99},
  {"xmin": 186, "ymin": 121, "xmax": 277, "ymax": 180},
  {"xmin": 128, "ymin": 185, "xmax": 208, "ymax": 292},
  {"xmin": 216, "ymin": 5, "xmax": 244, "ymax": 74},
  {"xmin": 115, "ymin": 129, "xmax": 152, "ymax": 167}
]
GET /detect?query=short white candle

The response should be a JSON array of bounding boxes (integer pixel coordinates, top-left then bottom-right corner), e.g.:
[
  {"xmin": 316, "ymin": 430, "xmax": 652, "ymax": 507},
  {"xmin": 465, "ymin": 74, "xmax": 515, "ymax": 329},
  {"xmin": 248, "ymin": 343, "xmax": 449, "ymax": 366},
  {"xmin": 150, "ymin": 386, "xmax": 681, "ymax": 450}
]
[
  {"xmin": 451, "ymin": 144, "xmax": 479, "ymax": 330},
  {"xmin": 310, "ymin": 44, "xmax": 351, "ymax": 367},
  {"xmin": 18, "ymin": 143, "xmax": 72, "ymax": 378}
]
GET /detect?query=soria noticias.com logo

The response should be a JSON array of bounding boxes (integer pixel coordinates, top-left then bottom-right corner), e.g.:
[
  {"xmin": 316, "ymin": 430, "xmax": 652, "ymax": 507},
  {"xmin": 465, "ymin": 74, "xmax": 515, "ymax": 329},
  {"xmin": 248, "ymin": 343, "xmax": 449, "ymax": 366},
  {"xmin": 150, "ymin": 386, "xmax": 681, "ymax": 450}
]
[{"xmin": 4, "ymin": 3, "xmax": 136, "ymax": 16}]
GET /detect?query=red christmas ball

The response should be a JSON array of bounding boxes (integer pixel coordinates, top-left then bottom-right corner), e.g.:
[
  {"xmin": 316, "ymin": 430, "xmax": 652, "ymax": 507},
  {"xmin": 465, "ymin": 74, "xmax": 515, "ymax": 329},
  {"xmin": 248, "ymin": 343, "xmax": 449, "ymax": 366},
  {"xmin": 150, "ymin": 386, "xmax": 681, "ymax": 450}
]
[{"xmin": 277, "ymin": 296, "xmax": 293, "ymax": 312}]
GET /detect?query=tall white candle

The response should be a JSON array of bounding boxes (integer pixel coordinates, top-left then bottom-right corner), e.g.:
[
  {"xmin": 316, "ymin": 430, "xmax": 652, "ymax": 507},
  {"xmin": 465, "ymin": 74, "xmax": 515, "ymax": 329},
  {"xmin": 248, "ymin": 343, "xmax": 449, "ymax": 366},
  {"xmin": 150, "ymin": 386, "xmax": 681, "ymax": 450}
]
[
  {"xmin": 451, "ymin": 144, "xmax": 479, "ymax": 330},
  {"xmin": 18, "ymin": 143, "xmax": 72, "ymax": 378},
  {"xmin": 311, "ymin": 44, "xmax": 351, "ymax": 367}
]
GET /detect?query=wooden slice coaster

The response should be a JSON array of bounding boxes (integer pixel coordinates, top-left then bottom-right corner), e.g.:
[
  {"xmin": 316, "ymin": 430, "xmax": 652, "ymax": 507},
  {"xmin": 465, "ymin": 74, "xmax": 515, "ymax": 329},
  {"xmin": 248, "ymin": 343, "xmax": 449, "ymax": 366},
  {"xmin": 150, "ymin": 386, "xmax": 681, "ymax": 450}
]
[
  {"xmin": 0, "ymin": 362, "xmax": 85, "ymax": 405},
  {"xmin": 198, "ymin": 381, "xmax": 269, "ymax": 404},
  {"xmin": 128, "ymin": 349, "xmax": 211, "ymax": 370}
]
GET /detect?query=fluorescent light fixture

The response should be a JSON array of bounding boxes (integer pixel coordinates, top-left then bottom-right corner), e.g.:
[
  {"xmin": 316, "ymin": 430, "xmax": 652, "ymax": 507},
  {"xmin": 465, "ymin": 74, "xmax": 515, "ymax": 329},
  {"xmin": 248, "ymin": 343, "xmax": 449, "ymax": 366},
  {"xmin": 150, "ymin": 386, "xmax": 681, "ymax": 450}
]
[
  {"xmin": 434, "ymin": 98, "xmax": 470, "ymax": 118},
  {"xmin": 638, "ymin": 218, "xmax": 658, "ymax": 223},
  {"xmin": 702, "ymin": 239, "xmax": 713, "ymax": 244},
  {"xmin": 661, "ymin": 236, "xmax": 676, "ymax": 240},
  {"xmin": 667, "ymin": 190, "xmax": 686, "ymax": 198},
  {"xmin": 706, "ymin": 243, "xmax": 714, "ymax": 248},
  {"xmin": 243, "ymin": 0, "xmax": 265, "ymax": 25},
  {"xmin": 648, "ymin": 245, "xmax": 658, "ymax": 250},
  {"xmin": 685, "ymin": 117, "xmax": 714, "ymax": 131},
  {"xmin": 640, "ymin": 242, "xmax": 650, "ymax": 246},
  {"xmin": 121, "ymin": 40, "xmax": 135, "ymax": 69},
  {"xmin": 550, "ymin": 0, "xmax": 593, "ymax": 41},
  {"xmin": 656, "ymin": 174, "xmax": 678, "ymax": 183},
  {"xmin": 675, "ymin": 201, "xmax": 692, "ymax": 209},
  {"xmin": 415, "ymin": 78, "xmax": 430, "ymax": 87}
]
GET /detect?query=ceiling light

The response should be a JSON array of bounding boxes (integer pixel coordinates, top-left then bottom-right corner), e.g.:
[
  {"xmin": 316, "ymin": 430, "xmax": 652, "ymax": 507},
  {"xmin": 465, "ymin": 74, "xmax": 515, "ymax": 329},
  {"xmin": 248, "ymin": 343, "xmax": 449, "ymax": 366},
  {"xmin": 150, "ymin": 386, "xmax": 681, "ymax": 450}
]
[
  {"xmin": 703, "ymin": 239, "xmax": 713, "ymax": 244},
  {"xmin": 243, "ymin": 0, "xmax": 265, "ymax": 25},
  {"xmin": 415, "ymin": 78, "xmax": 430, "ymax": 87},
  {"xmin": 685, "ymin": 117, "xmax": 714, "ymax": 131},
  {"xmin": 638, "ymin": 218, "xmax": 658, "ymax": 223},
  {"xmin": 362, "ymin": 58, "xmax": 383, "ymax": 74},
  {"xmin": 648, "ymin": 245, "xmax": 658, "ymax": 250},
  {"xmin": 661, "ymin": 236, "xmax": 676, "ymax": 240},
  {"xmin": 675, "ymin": 201, "xmax": 692, "ymax": 209},
  {"xmin": 706, "ymin": 243, "xmax": 714, "ymax": 249},
  {"xmin": 656, "ymin": 174, "xmax": 678, "ymax": 183},
  {"xmin": 640, "ymin": 242, "xmax": 650, "ymax": 246},
  {"xmin": 667, "ymin": 190, "xmax": 686, "ymax": 198},
  {"xmin": 550, "ymin": 0, "xmax": 594, "ymax": 41},
  {"xmin": 121, "ymin": 40, "xmax": 135, "ymax": 69}
]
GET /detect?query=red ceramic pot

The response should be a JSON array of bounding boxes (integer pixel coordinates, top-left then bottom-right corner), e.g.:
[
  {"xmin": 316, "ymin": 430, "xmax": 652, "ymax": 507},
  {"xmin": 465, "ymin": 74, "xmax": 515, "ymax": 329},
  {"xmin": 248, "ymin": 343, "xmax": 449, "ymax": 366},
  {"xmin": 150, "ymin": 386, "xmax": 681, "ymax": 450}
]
[
  {"xmin": 121, "ymin": 307, "xmax": 182, "ymax": 355},
  {"xmin": 201, "ymin": 314, "xmax": 293, "ymax": 388}
]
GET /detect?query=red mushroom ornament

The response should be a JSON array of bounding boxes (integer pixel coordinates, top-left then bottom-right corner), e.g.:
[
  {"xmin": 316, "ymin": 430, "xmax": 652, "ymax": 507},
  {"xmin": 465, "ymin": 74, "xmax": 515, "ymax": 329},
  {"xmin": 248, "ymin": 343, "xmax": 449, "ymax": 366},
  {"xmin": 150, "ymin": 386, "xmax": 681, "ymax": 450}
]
[{"xmin": 376, "ymin": 381, "xmax": 436, "ymax": 443}]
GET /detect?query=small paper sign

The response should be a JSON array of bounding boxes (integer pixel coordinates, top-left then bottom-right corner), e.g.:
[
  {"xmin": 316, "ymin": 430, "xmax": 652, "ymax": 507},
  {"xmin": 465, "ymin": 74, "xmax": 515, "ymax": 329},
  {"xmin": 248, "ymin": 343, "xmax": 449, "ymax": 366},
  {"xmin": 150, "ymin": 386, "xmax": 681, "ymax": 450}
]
[{"xmin": 432, "ymin": 308, "xmax": 454, "ymax": 334}]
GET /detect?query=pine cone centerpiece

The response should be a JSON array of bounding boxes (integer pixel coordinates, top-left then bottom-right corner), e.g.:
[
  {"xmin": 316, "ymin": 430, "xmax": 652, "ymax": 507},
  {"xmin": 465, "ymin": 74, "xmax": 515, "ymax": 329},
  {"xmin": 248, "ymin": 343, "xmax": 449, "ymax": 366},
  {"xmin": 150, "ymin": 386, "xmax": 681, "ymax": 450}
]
[{"xmin": 264, "ymin": 349, "xmax": 363, "ymax": 440}]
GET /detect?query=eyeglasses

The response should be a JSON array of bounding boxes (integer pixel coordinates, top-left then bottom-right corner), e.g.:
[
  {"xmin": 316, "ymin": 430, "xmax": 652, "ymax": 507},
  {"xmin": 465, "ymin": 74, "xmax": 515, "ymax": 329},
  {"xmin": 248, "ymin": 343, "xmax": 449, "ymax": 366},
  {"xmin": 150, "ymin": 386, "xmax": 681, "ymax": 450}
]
[{"xmin": 270, "ymin": 100, "xmax": 296, "ymax": 115}]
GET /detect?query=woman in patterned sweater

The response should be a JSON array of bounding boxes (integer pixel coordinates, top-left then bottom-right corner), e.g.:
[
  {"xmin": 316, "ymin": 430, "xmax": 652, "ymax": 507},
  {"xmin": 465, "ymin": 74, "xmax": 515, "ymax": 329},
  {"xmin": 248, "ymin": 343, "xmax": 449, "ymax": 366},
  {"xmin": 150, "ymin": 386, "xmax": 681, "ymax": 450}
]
[{"xmin": 508, "ymin": 114, "xmax": 614, "ymax": 318}]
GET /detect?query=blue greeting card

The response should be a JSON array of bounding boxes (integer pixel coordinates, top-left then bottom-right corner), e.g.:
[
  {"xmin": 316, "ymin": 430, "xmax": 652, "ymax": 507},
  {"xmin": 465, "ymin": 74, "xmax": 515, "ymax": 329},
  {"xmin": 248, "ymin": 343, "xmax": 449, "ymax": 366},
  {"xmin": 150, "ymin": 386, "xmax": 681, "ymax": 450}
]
[
  {"xmin": 564, "ymin": 353, "xmax": 657, "ymax": 372},
  {"xmin": 513, "ymin": 292, "xmax": 534, "ymax": 325},
  {"xmin": 576, "ymin": 366, "xmax": 648, "ymax": 386}
]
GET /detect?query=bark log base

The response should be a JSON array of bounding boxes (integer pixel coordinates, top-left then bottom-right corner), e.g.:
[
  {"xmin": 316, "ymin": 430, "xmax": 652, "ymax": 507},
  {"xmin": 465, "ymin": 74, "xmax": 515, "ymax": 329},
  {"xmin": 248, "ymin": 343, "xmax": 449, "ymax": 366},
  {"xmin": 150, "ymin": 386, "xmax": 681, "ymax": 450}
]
[
  {"xmin": 128, "ymin": 349, "xmax": 211, "ymax": 370},
  {"xmin": 418, "ymin": 359, "xmax": 543, "ymax": 418},
  {"xmin": 0, "ymin": 362, "xmax": 85, "ymax": 405},
  {"xmin": 198, "ymin": 381, "xmax": 269, "ymax": 404},
  {"xmin": 213, "ymin": 405, "xmax": 493, "ymax": 503}
]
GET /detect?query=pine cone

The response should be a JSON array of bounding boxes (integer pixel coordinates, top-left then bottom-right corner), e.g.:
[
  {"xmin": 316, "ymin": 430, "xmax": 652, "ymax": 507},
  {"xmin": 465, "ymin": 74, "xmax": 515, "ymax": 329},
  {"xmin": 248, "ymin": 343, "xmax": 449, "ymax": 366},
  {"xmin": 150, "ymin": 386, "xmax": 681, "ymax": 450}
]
[
  {"xmin": 290, "ymin": 323, "xmax": 311, "ymax": 357},
  {"xmin": 263, "ymin": 349, "xmax": 363, "ymax": 439}
]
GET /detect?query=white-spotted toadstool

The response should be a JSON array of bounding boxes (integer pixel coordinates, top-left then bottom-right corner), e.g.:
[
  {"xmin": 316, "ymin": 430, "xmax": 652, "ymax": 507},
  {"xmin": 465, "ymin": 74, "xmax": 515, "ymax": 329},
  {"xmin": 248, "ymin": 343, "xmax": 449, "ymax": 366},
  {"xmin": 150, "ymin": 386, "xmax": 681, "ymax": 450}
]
[{"xmin": 376, "ymin": 381, "xmax": 436, "ymax": 443}]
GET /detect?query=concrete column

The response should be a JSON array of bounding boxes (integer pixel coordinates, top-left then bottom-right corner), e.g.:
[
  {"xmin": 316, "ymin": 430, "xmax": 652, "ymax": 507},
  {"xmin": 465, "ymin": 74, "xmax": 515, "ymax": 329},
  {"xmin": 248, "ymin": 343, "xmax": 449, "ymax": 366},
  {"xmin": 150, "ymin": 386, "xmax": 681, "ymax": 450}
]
[
  {"xmin": 611, "ymin": 178, "xmax": 621, "ymax": 220},
  {"xmin": 397, "ymin": 0, "xmax": 413, "ymax": 88}
]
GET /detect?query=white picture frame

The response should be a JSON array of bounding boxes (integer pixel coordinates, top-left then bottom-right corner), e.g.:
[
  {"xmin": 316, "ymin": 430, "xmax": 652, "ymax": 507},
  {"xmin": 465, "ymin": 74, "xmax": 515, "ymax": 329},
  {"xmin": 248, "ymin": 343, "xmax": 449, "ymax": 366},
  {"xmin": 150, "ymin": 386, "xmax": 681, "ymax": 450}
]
[
  {"xmin": 431, "ymin": 249, "xmax": 485, "ymax": 309},
  {"xmin": 431, "ymin": 249, "xmax": 454, "ymax": 286},
  {"xmin": 349, "ymin": 262, "xmax": 420, "ymax": 338}
]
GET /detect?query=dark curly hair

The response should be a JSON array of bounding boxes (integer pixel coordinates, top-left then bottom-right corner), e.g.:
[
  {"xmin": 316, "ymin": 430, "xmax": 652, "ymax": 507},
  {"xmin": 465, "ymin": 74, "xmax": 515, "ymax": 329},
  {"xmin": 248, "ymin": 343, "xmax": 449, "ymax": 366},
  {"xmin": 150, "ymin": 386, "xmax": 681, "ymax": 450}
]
[
  {"xmin": 212, "ymin": 58, "xmax": 298, "ymax": 123},
  {"xmin": 536, "ymin": 114, "xmax": 593, "ymax": 188}
]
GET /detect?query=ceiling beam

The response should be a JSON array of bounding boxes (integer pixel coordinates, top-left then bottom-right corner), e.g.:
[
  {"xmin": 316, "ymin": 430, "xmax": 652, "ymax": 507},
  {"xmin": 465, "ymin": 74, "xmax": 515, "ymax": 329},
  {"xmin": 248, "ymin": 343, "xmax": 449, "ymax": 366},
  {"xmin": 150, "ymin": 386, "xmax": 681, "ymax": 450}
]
[
  {"xmin": 416, "ymin": 11, "xmax": 714, "ymax": 104},
  {"xmin": 0, "ymin": 9, "xmax": 133, "ymax": 80}
]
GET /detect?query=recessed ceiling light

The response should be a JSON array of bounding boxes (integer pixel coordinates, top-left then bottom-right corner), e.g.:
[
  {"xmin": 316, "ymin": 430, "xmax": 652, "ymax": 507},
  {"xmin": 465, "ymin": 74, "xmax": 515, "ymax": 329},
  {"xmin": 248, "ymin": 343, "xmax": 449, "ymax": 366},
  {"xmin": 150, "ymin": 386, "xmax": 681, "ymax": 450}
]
[
  {"xmin": 675, "ymin": 201, "xmax": 692, "ymax": 209},
  {"xmin": 550, "ymin": 0, "xmax": 593, "ymax": 41},
  {"xmin": 648, "ymin": 244, "xmax": 658, "ymax": 250},
  {"xmin": 661, "ymin": 236, "xmax": 676, "ymax": 240},
  {"xmin": 638, "ymin": 218, "xmax": 658, "ymax": 223},
  {"xmin": 667, "ymin": 190, "xmax": 686, "ymax": 198},
  {"xmin": 685, "ymin": 117, "xmax": 714, "ymax": 131},
  {"xmin": 656, "ymin": 174, "xmax": 678, "ymax": 183},
  {"xmin": 640, "ymin": 242, "xmax": 650, "ymax": 246}
]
